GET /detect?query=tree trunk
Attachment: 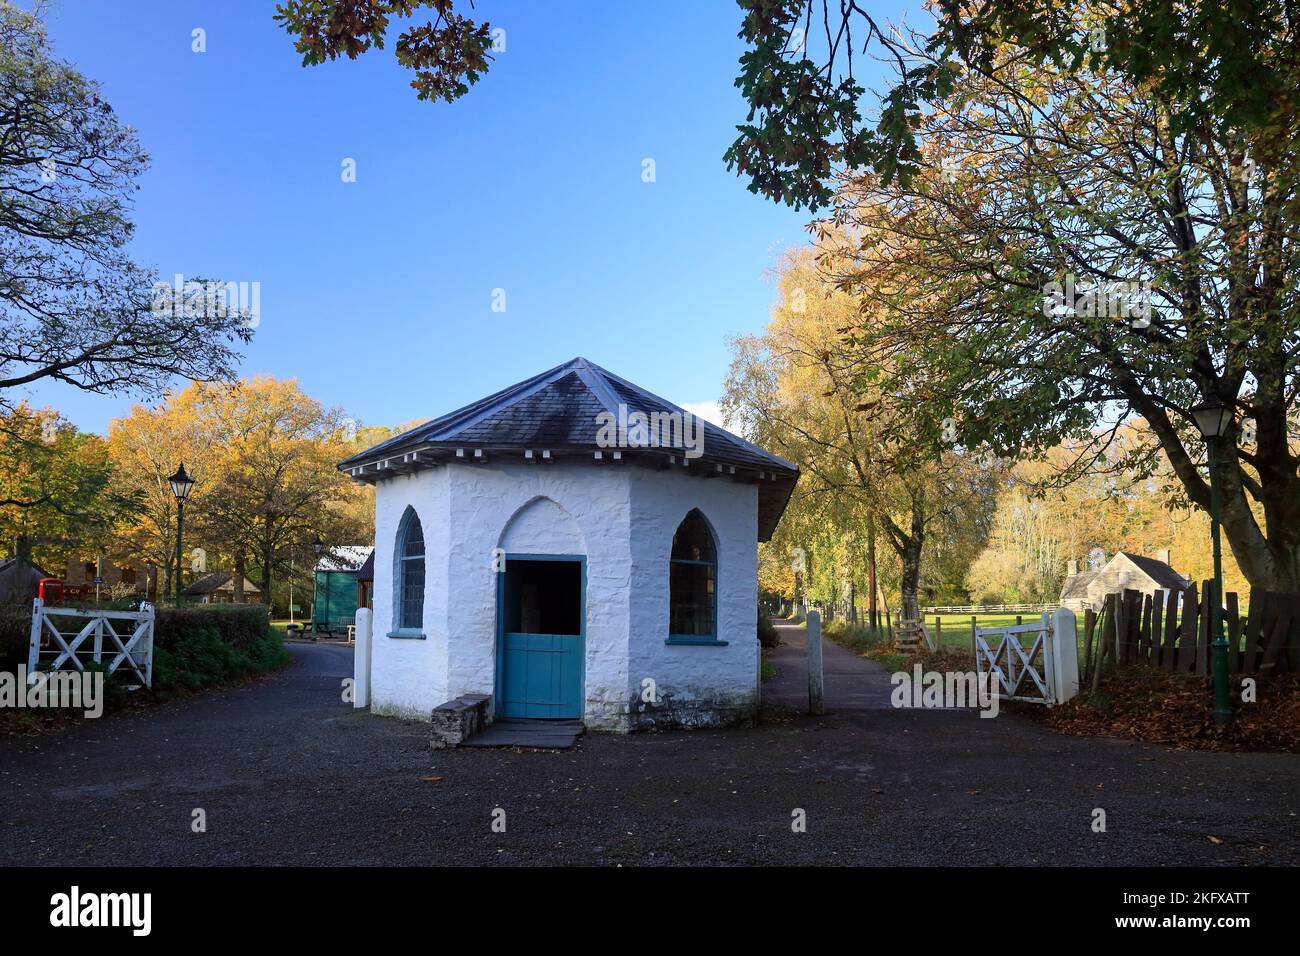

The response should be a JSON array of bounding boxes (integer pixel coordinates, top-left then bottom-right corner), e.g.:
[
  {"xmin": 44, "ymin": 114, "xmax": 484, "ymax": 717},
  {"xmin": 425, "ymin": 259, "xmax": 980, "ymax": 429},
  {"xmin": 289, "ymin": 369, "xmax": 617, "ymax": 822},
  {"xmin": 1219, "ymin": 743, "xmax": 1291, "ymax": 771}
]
[
  {"xmin": 233, "ymin": 553, "xmax": 245, "ymax": 603},
  {"xmin": 867, "ymin": 521, "xmax": 879, "ymax": 632},
  {"xmin": 900, "ymin": 544, "xmax": 922, "ymax": 622},
  {"xmin": 259, "ymin": 546, "xmax": 273, "ymax": 609}
]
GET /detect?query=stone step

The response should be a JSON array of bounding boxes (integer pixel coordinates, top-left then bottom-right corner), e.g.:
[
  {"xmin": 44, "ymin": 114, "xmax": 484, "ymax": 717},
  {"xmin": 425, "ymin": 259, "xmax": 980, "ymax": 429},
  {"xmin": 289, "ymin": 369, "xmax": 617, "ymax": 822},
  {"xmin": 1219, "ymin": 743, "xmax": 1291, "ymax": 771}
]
[
  {"xmin": 462, "ymin": 719, "xmax": 584, "ymax": 750},
  {"xmin": 429, "ymin": 693, "xmax": 491, "ymax": 749}
]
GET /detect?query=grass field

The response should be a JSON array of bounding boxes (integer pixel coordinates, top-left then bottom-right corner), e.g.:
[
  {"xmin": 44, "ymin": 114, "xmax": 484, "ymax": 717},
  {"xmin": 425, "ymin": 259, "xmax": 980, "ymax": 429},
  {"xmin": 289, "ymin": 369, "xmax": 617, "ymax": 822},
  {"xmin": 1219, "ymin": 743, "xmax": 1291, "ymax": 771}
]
[
  {"xmin": 925, "ymin": 613, "xmax": 1057, "ymax": 646},
  {"xmin": 820, "ymin": 611, "xmax": 1096, "ymax": 666}
]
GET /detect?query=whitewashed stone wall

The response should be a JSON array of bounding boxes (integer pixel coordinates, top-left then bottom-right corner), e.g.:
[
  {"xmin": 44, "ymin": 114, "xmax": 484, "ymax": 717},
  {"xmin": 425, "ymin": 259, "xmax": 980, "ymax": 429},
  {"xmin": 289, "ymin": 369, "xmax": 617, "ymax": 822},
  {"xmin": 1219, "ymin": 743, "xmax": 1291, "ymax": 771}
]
[
  {"xmin": 626, "ymin": 468, "xmax": 759, "ymax": 729},
  {"xmin": 444, "ymin": 460, "xmax": 631, "ymax": 726},
  {"xmin": 368, "ymin": 459, "xmax": 761, "ymax": 730},
  {"xmin": 368, "ymin": 468, "xmax": 449, "ymax": 718}
]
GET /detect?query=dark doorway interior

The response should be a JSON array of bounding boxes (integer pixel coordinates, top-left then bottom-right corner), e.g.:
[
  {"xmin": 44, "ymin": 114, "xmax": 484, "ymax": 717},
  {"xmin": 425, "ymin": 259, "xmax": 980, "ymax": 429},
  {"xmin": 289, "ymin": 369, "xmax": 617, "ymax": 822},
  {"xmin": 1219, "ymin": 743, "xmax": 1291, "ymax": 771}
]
[{"xmin": 504, "ymin": 560, "xmax": 581, "ymax": 635}]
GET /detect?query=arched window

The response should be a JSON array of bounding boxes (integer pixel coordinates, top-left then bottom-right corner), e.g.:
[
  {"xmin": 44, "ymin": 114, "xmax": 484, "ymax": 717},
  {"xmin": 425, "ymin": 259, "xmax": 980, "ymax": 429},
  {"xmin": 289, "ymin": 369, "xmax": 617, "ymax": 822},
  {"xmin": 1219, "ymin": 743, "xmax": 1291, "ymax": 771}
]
[
  {"xmin": 669, "ymin": 510, "xmax": 717, "ymax": 641},
  {"xmin": 395, "ymin": 508, "xmax": 425, "ymax": 632}
]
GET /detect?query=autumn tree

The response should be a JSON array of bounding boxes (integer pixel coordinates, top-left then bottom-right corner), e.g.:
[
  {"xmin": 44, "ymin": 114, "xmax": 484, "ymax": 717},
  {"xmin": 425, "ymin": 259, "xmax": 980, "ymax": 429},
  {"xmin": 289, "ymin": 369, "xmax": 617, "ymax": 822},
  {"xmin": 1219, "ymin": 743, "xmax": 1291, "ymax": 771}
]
[
  {"xmin": 823, "ymin": 24, "xmax": 1300, "ymax": 592},
  {"xmin": 724, "ymin": 245, "xmax": 997, "ymax": 624},
  {"xmin": 107, "ymin": 389, "xmax": 214, "ymax": 598},
  {"xmin": 275, "ymin": 0, "xmax": 495, "ymax": 102},
  {"xmin": 0, "ymin": 404, "xmax": 133, "ymax": 572},
  {"xmin": 186, "ymin": 377, "xmax": 366, "ymax": 607}
]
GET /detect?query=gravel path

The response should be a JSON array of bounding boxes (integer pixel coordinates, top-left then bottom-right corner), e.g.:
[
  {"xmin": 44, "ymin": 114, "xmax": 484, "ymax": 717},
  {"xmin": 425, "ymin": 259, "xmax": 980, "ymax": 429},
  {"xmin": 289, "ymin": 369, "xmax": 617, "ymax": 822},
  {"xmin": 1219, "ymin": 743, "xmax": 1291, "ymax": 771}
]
[{"xmin": 1, "ymin": 635, "xmax": 1297, "ymax": 866}]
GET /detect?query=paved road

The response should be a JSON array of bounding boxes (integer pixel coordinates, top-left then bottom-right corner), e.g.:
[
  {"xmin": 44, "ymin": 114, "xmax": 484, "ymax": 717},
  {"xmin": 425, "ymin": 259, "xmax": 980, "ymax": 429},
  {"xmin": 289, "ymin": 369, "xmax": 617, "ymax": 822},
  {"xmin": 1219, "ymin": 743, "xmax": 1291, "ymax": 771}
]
[
  {"xmin": 1, "ymin": 636, "xmax": 1297, "ymax": 866},
  {"xmin": 765, "ymin": 622, "xmax": 897, "ymax": 712}
]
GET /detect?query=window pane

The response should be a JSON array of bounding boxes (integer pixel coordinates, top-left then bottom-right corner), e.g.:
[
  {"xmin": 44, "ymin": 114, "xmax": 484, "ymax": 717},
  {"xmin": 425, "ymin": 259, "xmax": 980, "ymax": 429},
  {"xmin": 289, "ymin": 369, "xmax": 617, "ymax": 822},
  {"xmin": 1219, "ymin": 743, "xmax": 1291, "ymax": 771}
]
[
  {"xmin": 397, "ymin": 511, "xmax": 425, "ymax": 630},
  {"xmin": 400, "ymin": 555, "xmax": 424, "ymax": 629},
  {"xmin": 671, "ymin": 511, "xmax": 715, "ymax": 562},
  {"xmin": 403, "ymin": 519, "xmax": 424, "ymax": 557},
  {"xmin": 669, "ymin": 559, "xmax": 715, "ymax": 636}
]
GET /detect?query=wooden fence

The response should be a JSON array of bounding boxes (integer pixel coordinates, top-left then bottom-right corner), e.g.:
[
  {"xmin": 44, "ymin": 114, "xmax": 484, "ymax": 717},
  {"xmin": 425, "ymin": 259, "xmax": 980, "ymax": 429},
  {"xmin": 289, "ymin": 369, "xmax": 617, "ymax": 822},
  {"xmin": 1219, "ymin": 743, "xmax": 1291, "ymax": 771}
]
[
  {"xmin": 921, "ymin": 603, "xmax": 1056, "ymax": 615},
  {"xmin": 1080, "ymin": 583, "xmax": 1299, "ymax": 686}
]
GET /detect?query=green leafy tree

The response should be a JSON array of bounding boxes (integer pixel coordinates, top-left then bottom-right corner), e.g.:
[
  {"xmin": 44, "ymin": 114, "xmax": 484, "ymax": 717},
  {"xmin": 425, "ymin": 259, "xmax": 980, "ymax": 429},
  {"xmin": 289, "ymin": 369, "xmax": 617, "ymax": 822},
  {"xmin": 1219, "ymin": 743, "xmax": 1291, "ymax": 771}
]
[{"xmin": 728, "ymin": 0, "xmax": 1300, "ymax": 208}]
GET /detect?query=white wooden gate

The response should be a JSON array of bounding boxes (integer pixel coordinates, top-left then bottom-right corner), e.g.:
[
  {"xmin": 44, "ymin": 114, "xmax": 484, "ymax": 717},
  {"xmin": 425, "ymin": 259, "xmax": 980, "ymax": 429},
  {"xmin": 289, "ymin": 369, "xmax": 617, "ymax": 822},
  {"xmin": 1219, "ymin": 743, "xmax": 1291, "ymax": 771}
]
[
  {"xmin": 974, "ymin": 609, "xmax": 1079, "ymax": 706},
  {"xmin": 27, "ymin": 599, "xmax": 156, "ymax": 688}
]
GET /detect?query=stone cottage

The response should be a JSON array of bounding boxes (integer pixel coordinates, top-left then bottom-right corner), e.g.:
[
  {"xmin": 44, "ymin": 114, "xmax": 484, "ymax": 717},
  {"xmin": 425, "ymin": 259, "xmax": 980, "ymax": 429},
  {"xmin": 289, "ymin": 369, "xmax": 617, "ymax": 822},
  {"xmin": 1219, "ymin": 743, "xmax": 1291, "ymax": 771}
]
[
  {"xmin": 338, "ymin": 358, "xmax": 799, "ymax": 732},
  {"xmin": 1059, "ymin": 550, "xmax": 1189, "ymax": 613}
]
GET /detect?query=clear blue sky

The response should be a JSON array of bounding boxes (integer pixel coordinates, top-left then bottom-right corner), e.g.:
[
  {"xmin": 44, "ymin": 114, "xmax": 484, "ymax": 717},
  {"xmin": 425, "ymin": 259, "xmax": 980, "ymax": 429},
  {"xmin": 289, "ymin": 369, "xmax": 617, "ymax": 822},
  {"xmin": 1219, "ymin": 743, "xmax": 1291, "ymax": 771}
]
[{"xmin": 29, "ymin": 0, "xmax": 904, "ymax": 434}]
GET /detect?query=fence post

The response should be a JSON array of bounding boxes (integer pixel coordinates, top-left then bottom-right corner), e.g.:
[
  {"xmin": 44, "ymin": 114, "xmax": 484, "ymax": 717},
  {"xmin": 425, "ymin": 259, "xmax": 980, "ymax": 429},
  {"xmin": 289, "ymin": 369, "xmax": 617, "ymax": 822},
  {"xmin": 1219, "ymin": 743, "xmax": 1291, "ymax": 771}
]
[
  {"xmin": 27, "ymin": 597, "xmax": 42, "ymax": 682},
  {"xmin": 807, "ymin": 610, "xmax": 824, "ymax": 716},
  {"xmin": 354, "ymin": 607, "xmax": 372, "ymax": 709},
  {"xmin": 144, "ymin": 604, "xmax": 155, "ymax": 688},
  {"xmin": 1051, "ymin": 608, "xmax": 1080, "ymax": 703}
]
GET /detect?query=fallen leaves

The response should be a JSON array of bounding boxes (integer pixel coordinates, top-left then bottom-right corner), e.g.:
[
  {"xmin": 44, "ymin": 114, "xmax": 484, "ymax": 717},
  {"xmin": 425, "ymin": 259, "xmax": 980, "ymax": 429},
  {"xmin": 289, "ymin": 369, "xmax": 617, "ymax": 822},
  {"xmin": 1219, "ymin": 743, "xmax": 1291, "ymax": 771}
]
[{"xmin": 1023, "ymin": 668, "xmax": 1300, "ymax": 753}]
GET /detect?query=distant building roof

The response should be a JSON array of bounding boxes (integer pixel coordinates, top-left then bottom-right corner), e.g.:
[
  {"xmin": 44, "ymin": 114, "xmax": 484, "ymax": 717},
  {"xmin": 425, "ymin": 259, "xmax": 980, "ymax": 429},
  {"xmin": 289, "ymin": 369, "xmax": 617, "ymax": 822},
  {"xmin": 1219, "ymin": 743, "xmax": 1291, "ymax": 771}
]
[
  {"xmin": 355, "ymin": 550, "xmax": 375, "ymax": 583},
  {"xmin": 1060, "ymin": 570, "xmax": 1098, "ymax": 601},
  {"xmin": 315, "ymin": 546, "xmax": 374, "ymax": 573},
  {"xmin": 0, "ymin": 558, "xmax": 49, "ymax": 604},
  {"xmin": 183, "ymin": 572, "xmax": 261, "ymax": 596},
  {"xmin": 1116, "ymin": 551, "xmax": 1189, "ymax": 590}
]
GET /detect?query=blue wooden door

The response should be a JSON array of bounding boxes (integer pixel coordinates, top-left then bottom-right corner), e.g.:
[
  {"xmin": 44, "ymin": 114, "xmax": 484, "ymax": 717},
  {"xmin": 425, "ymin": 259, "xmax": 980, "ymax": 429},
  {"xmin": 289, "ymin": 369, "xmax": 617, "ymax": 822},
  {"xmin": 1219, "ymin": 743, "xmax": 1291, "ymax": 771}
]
[
  {"xmin": 501, "ymin": 631, "xmax": 583, "ymax": 718},
  {"xmin": 498, "ymin": 557, "xmax": 584, "ymax": 719}
]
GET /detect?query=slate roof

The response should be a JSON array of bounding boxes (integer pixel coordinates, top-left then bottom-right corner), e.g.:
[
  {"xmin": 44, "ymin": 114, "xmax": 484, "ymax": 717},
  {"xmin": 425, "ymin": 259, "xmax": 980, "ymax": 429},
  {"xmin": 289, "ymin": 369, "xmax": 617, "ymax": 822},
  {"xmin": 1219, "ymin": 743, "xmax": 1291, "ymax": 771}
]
[
  {"xmin": 0, "ymin": 558, "xmax": 49, "ymax": 605},
  {"xmin": 339, "ymin": 357, "xmax": 799, "ymax": 540},
  {"xmin": 1116, "ymin": 551, "xmax": 1189, "ymax": 590},
  {"xmin": 315, "ymin": 546, "xmax": 374, "ymax": 573},
  {"xmin": 1059, "ymin": 570, "xmax": 1098, "ymax": 601}
]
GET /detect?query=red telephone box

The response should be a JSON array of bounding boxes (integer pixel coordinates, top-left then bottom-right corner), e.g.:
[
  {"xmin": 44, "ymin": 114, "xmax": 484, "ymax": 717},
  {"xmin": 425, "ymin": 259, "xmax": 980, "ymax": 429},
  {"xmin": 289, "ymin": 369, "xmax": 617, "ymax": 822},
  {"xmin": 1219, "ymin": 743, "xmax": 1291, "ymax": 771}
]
[{"xmin": 37, "ymin": 578, "xmax": 64, "ymax": 603}]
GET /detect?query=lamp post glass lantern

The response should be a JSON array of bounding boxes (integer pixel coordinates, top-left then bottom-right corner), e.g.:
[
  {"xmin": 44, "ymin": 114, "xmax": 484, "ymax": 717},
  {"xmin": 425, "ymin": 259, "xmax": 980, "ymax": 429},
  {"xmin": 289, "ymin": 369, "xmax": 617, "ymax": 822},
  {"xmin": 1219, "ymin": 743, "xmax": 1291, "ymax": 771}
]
[
  {"xmin": 168, "ymin": 463, "xmax": 195, "ymax": 605},
  {"xmin": 1190, "ymin": 399, "xmax": 1233, "ymax": 726}
]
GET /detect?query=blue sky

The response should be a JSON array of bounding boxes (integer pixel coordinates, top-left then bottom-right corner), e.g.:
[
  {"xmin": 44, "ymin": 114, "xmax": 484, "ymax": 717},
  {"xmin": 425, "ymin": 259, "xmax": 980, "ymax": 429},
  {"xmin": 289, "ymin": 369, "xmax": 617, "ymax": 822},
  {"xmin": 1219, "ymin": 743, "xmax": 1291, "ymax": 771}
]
[{"xmin": 29, "ymin": 0, "xmax": 905, "ymax": 434}]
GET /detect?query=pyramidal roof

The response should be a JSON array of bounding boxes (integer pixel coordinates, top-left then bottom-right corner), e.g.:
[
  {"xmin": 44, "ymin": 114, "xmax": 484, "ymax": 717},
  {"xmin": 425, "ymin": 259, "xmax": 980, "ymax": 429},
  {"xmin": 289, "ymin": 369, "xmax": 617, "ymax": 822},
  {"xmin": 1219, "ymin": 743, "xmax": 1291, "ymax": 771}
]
[{"xmin": 339, "ymin": 357, "xmax": 799, "ymax": 540}]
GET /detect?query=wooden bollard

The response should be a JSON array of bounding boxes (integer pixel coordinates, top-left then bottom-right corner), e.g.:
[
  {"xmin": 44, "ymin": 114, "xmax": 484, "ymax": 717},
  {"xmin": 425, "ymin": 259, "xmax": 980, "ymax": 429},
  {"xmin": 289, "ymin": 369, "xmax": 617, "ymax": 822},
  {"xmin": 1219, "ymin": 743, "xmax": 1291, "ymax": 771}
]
[{"xmin": 807, "ymin": 610, "xmax": 825, "ymax": 716}]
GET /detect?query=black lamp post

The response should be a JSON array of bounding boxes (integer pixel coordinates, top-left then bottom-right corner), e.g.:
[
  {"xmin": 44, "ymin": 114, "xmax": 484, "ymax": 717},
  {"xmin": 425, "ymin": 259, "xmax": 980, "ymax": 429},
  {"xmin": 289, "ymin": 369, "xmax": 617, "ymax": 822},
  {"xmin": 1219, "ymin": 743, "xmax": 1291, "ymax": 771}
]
[
  {"xmin": 1189, "ymin": 397, "xmax": 1234, "ymax": 726},
  {"xmin": 167, "ymin": 463, "xmax": 195, "ymax": 605},
  {"xmin": 312, "ymin": 537, "xmax": 323, "ymax": 637}
]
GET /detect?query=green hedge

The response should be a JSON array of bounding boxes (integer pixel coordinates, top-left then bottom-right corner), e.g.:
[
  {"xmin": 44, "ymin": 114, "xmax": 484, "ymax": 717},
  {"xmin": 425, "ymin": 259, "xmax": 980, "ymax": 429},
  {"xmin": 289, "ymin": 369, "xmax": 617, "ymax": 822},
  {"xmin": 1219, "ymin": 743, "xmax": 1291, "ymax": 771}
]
[
  {"xmin": 154, "ymin": 605, "xmax": 270, "ymax": 652},
  {"xmin": 0, "ymin": 603, "xmax": 286, "ymax": 691}
]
